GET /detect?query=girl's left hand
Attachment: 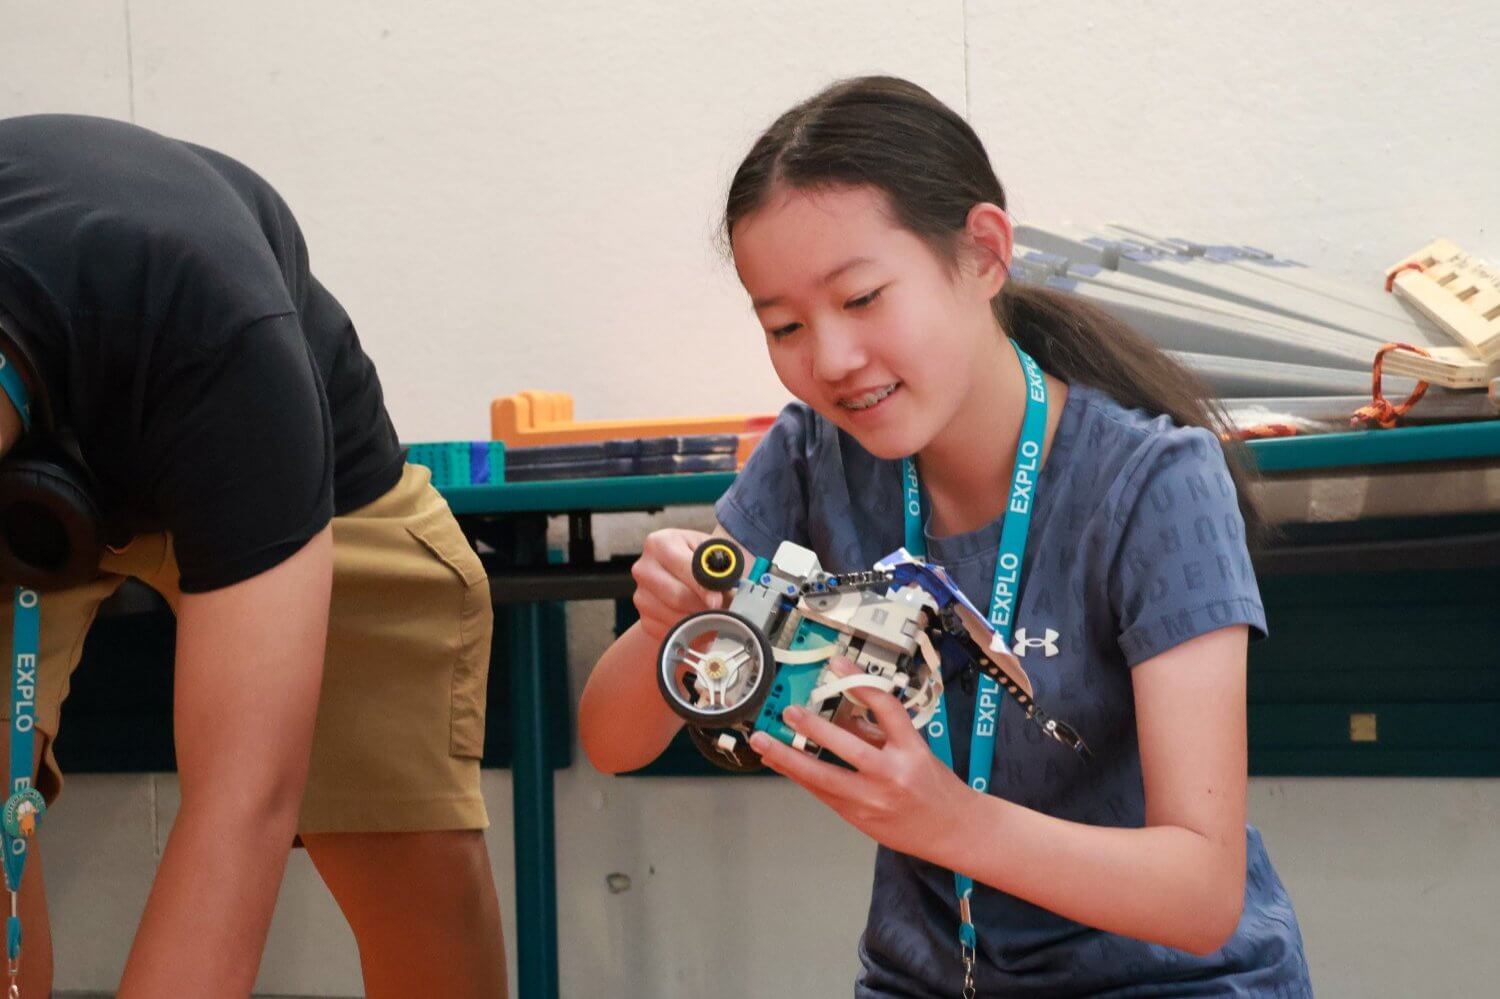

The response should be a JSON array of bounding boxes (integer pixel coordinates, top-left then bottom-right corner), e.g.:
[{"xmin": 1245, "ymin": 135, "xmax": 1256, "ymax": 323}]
[{"xmin": 748, "ymin": 657, "xmax": 973, "ymax": 861}]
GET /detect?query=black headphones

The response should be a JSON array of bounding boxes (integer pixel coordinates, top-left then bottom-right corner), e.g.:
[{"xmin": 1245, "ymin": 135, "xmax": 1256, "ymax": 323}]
[{"xmin": 0, "ymin": 310, "xmax": 104, "ymax": 591}]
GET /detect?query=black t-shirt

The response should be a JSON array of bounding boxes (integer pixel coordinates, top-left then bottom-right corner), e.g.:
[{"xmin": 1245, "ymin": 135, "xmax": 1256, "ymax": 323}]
[{"xmin": 0, "ymin": 114, "xmax": 405, "ymax": 592}]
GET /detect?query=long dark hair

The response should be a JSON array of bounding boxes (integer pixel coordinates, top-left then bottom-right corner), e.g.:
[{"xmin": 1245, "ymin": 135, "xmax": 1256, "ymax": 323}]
[{"xmin": 724, "ymin": 75, "xmax": 1267, "ymax": 545}]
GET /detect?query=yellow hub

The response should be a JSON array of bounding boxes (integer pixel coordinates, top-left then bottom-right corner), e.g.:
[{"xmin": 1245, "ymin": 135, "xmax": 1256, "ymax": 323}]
[{"xmin": 699, "ymin": 543, "xmax": 739, "ymax": 579}]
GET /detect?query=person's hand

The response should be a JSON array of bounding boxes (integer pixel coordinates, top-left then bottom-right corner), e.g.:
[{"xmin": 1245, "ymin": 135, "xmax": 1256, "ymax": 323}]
[
  {"xmin": 749, "ymin": 656, "xmax": 971, "ymax": 861},
  {"xmin": 825, "ymin": 656, "xmax": 890, "ymax": 749},
  {"xmin": 630, "ymin": 528, "xmax": 729, "ymax": 641}
]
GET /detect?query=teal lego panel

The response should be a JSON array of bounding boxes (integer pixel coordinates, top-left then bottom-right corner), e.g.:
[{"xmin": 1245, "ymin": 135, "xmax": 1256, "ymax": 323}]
[
  {"xmin": 406, "ymin": 440, "xmax": 506, "ymax": 490},
  {"xmin": 753, "ymin": 619, "xmax": 841, "ymax": 745}
]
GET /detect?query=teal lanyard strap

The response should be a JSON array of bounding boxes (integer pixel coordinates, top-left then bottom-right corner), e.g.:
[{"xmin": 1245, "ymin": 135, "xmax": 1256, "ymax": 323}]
[
  {"xmin": 5, "ymin": 587, "xmax": 45, "ymax": 986},
  {"xmin": 901, "ymin": 340, "xmax": 1047, "ymax": 984},
  {"xmin": 0, "ymin": 353, "xmax": 31, "ymax": 433}
]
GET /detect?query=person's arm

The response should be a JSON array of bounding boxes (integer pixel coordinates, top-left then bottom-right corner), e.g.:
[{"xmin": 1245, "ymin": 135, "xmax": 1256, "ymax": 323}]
[
  {"xmin": 579, "ymin": 526, "xmax": 738, "ymax": 774},
  {"xmin": 578, "ymin": 620, "xmax": 686, "ymax": 774},
  {"xmin": 751, "ymin": 625, "xmax": 1250, "ymax": 955},
  {"xmin": 117, "ymin": 525, "xmax": 333, "ymax": 998},
  {"xmin": 944, "ymin": 624, "xmax": 1247, "ymax": 952}
]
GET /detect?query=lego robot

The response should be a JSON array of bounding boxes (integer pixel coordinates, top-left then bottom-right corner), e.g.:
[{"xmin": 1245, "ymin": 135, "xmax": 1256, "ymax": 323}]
[{"xmin": 657, "ymin": 538, "xmax": 1092, "ymax": 772}]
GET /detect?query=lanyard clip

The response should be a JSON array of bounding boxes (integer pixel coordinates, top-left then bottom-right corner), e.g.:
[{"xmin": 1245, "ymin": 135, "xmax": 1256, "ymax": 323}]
[{"xmin": 958, "ymin": 894, "xmax": 977, "ymax": 998}]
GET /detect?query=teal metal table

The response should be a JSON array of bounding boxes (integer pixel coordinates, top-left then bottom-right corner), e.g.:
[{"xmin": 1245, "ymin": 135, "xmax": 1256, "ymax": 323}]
[
  {"xmin": 438, "ymin": 418, "xmax": 1500, "ymax": 998},
  {"xmin": 442, "ymin": 472, "xmax": 734, "ymax": 999}
]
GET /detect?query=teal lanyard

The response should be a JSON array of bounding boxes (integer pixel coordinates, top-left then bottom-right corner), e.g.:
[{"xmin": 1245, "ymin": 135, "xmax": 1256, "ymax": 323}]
[
  {"xmin": 2, "ymin": 345, "xmax": 43, "ymax": 989},
  {"xmin": 0, "ymin": 351, "xmax": 32, "ymax": 433},
  {"xmin": 4, "ymin": 587, "xmax": 44, "ymax": 983},
  {"xmin": 901, "ymin": 339, "xmax": 1047, "ymax": 982}
]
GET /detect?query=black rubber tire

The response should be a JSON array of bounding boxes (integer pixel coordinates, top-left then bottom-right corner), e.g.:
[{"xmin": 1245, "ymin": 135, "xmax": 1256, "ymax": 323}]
[
  {"xmin": 686, "ymin": 725, "xmax": 765, "ymax": 773},
  {"xmin": 657, "ymin": 608, "xmax": 775, "ymax": 726},
  {"xmin": 691, "ymin": 538, "xmax": 745, "ymax": 592}
]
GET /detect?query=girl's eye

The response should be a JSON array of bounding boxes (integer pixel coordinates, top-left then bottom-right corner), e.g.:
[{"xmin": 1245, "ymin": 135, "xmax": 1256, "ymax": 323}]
[
  {"xmin": 846, "ymin": 287, "xmax": 884, "ymax": 309},
  {"xmin": 768, "ymin": 322, "xmax": 802, "ymax": 340}
]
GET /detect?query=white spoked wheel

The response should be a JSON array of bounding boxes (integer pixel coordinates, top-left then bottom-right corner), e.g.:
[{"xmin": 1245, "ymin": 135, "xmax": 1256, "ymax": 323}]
[{"xmin": 657, "ymin": 610, "xmax": 775, "ymax": 726}]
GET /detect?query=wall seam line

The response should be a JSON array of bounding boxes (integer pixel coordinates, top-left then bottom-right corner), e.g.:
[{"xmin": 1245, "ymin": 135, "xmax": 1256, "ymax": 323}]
[
  {"xmin": 123, "ymin": 0, "xmax": 137, "ymax": 121},
  {"xmin": 962, "ymin": 0, "xmax": 971, "ymax": 117}
]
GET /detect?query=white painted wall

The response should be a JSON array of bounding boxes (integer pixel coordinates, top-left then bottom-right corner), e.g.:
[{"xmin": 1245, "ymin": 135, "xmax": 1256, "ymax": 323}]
[{"xmin": 4, "ymin": 1, "xmax": 1497, "ymax": 995}]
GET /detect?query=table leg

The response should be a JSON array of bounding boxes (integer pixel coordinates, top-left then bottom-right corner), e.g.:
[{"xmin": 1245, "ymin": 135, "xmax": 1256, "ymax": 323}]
[{"xmin": 508, "ymin": 601, "xmax": 559, "ymax": 998}]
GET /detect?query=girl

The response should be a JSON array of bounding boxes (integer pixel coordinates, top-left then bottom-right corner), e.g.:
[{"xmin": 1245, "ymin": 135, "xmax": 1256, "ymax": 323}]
[{"xmin": 580, "ymin": 77, "xmax": 1312, "ymax": 997}]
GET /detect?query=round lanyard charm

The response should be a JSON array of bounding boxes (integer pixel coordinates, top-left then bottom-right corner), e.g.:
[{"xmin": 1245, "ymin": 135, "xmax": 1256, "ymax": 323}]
[{"xmin": 1, "ymin": 790, "xmax": 43, "ymax": 841}]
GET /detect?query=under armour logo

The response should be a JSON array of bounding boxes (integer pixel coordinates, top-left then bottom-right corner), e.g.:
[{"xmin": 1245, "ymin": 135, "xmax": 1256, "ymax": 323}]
[{"xmin": 1013, "ymin": 628, "xmax": 1059, "ymax": 658}]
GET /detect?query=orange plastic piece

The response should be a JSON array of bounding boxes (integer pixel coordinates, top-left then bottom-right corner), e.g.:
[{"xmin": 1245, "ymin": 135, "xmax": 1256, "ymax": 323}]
[
  {"xmin": 1383, "ymin": 261, "xmax": 1425, "ymax": 293},
  {"xmin": 1222, "ymin": 423, "xmax": 1299, "ymax": 442},
  {"xmin": 491, "ymin": 390, "xmax": 777, "ymax": 466},
  {"xmin": 1350, "ymin": 343, "xmax": 1433, "ymax": 429}
]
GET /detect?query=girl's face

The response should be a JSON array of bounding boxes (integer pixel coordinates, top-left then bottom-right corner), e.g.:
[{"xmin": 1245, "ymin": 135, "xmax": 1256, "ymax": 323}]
[{"xmin": 731, "ymin": 184, "xmax": 1007, "ymax": 461}]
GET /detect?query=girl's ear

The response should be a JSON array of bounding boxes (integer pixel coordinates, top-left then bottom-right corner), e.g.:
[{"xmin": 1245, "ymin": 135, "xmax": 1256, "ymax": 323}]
[{"xmin": 963, "ymin": 202, "xmax": 1013, "ymax": 299}]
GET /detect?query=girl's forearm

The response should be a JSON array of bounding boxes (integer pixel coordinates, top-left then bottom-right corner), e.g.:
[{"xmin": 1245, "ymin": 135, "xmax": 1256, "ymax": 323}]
[
  {"xmin": 930, "ymin": 792, "xmax": 1246, "ymax": 955},
  {"xmin": 579, "ymin": 620, "xmax": 684, "ymax": 773}
]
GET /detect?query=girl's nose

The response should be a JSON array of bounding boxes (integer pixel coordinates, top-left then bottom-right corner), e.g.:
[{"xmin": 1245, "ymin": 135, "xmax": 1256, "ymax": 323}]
[{"xmin": 810, "ymin": 321, "xmax": 868, "ymax": 384}]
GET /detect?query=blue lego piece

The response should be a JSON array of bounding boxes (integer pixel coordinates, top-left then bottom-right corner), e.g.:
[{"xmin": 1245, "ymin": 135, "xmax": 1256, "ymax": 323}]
[{"xmin": 406, "ymin": 440, "xmax": 507, "ymax": 489}]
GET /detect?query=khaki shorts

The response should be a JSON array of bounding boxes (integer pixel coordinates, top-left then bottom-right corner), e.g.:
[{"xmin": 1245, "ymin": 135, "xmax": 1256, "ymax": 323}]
[{"xmin": 2, "ymin": 462, "xmax": 491, "ymax": 834}]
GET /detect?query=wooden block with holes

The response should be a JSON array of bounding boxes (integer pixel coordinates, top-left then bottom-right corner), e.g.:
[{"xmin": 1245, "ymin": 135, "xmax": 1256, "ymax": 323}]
[
  {"xmin": 1387, "ymin": 239, "xmax": 1500, "ymax": 363},
  {"xmin": 1382, "ymin": 343, "xmax": 1500, "ymax": 390}
]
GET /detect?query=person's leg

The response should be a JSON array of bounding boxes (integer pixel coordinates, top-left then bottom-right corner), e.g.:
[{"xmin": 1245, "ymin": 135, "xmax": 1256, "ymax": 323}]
[
  {"xmin": 297, "ymin": 464, "xmax": 505, "ymax": 996},
  {"xmin": 301, "ymin": 829, "xmax": 506, "ymax": 998}
]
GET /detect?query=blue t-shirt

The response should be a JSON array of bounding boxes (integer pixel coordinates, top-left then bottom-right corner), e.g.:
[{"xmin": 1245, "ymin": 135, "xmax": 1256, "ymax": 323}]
[{"xmin": 715, "ymin": 382, "xmax": 1312, "ymax": 997}]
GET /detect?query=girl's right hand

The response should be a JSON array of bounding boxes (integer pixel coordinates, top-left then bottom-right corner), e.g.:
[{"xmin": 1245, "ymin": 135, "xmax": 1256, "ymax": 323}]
[{"xmin": 630, "ymin": 528, "xmax": 730, "ymax": 641}]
